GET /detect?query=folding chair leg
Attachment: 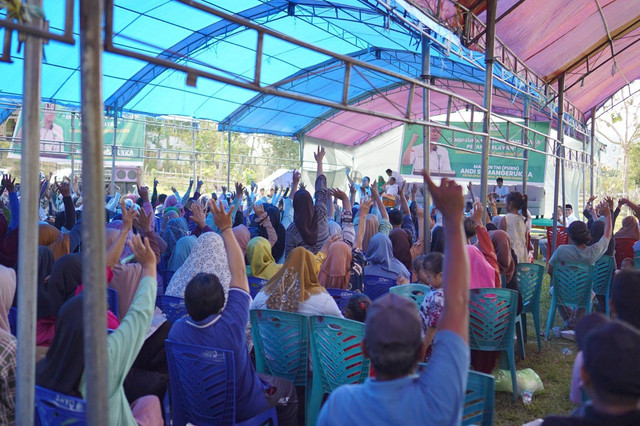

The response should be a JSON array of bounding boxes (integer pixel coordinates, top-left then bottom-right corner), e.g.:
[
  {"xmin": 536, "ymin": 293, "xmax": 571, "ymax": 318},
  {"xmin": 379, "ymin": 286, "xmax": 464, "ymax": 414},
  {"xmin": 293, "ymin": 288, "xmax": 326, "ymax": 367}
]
[
  {"xmin": 521, "ymin": 313, "xmax": 528, "ymax": 344},
  {"xmin": 515, "ymin": 318, "xmax": 525, "ymax": 360},
  {"xmin": 507, "ymin": 348, "xmax": 518, "ymax": 402}
]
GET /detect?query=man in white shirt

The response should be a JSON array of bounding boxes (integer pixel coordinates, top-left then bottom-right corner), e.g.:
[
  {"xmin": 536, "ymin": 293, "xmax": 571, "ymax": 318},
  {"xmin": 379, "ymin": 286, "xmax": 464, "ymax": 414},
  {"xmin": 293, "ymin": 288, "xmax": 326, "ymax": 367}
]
[
  {"xmin": 564, "ymin": 204, "xmax": 578, "ymax": 225},
  {"xmin": 384, "ymin": 176, "xmax": 399, "ymax": 197},
  {"xmin": 385, "ymin": 169, "xmax": 405, "ymax": 187},
  {"xmin": 401, "ymin": 127, "xmax": 453, "ymax": 175},
  {"xmin": 491, "ymin": 178, "xmax": 509, "ymax": 203}
]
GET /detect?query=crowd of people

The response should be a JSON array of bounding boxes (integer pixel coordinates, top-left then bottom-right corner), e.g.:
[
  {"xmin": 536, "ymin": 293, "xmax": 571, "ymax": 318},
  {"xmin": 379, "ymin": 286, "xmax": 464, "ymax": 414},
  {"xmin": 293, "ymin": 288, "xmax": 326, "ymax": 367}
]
[{"xmin": 0, "ymin": 146, "xmax": 639, "ymax": 425}]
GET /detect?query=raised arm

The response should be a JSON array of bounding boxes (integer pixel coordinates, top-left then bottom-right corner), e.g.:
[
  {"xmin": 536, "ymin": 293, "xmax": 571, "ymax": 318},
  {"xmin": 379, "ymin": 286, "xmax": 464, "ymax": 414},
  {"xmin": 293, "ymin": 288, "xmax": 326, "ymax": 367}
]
[
  {"xmin": 106, "ymin": 200, "xmax": 137, "ymax": 268},
  {"xmin": 354, "ymin": 198, "xmax": 373, "ymax": 250},
  {"xmin": 59, "ymin": 182, "xmax": 76, "ymax": 230},
  {"xmin": 289, "ymin": 169, "xmax": 300, "ymax": 200},
  {"xmin": 370, "ymin": 184, "xmax": 389, "ymax": 221},
  {"xmin": 398, "ymin": 182, "xmax": 410, "ymax": 216},
  {"xmin": 181, "ymin": 179, "xmax": 194, "ymax": 205},
  {"xmin": 402, "ymin": 134, "xmax": 418, "ymax": 166},
  {"xmin": 2, "ymin": 175, "xmax": 19, "ymax": 231},
  {"xmin": 210, "ymin": 199, "xmax": 249, "ymax": 293},
  {"xmin": 422, "ymin": 171, "xmax": 469, "ymax": 343}
]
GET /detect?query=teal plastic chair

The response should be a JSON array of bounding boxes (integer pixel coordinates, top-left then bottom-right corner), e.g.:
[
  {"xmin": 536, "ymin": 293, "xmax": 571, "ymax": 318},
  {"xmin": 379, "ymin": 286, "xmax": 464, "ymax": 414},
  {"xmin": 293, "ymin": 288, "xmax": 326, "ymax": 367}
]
[
  {"xmin": 462, "ymin": 371, "xmax": 495, "ymax": 426},
  {"xmin": 389, "ymin": 284, "xmax": 431, "ymax": 310},
  {"xmin": 634, "ymin": 255, "xmax": 640, "ymax": 269},
  {"xmin": 307, "ymin": 315, "xmax": 370, "ymax": 426},
  {"xmin": 592, "ymin": 255, "xmax": 615, "ymax": 315},
  {"xmin": 249, "ymin": 309, "xmax": 309, "ymax": 387},
  {"xmin": 500, "ymin": 274, "xmax": 507, "ymax": 289},
  {"xmin": 515, "ymin": 263, "xmax": 544, "ymax": 352},
  {"xmin": 545, "ymin": 263, "xmax": 594, "ymax": 340},
  {"xmin": 469, "ymin": 288, "xmax": 519, "ymax": 401}
]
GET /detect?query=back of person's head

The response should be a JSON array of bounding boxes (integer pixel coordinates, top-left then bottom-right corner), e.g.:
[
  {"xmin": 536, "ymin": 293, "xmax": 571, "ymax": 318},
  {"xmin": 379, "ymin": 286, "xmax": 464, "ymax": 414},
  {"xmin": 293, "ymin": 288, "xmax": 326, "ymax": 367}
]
[
  {"xmin": 388, "ymin": 209, "xmax": 403, "ymax": 226},
  {"xmin": 412, "ymin": 254, "xmax": 426, "ymax": 275},
  {"xmin": 567, "ymin": 221, "xmax": 592, "ymax": 246},
  {"xmin": 344, "ymin": 294, "xmax": 372, "ymax": 323},
  {"xmin": 364, "ymin": 294, "xmax": 423, "ymax": 378},
  {"xmin": 184, "ymin": 272, "xmax": 225, "ymax": 321},
  {"xmin": 158, "ymin": 194, "xmax": 167, "ymax": 204},
  {"xmin": 506, "ymin": 191, "xmax": 528, "ymax": 221},
  {"xmin": 422, "ymin": 252, "xmax": 443, "ymax": 275},
  {"xmin": 463, "ymin": 217, "xmax": 477, "ymax": 239},
  {"xmin": 611, "ymin": 269, "xmax": 640, "ymax": 328}
]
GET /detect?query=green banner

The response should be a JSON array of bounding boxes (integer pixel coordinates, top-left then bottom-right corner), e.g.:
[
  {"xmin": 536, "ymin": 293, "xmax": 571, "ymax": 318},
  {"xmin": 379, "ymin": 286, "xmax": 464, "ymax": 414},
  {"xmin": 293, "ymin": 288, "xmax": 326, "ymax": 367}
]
[
  {"xmin": 10, "ymin": 103, "xmax": 144, "ymax": 164},
  {"xmin": 400, "ymin": 121, "xmax": 550, "ymax": 183}
]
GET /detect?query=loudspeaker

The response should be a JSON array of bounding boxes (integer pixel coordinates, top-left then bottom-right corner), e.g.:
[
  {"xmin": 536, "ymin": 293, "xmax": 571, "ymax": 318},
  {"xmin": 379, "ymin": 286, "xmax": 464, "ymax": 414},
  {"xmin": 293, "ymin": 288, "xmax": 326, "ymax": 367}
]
[{"xmin": 113, "ymin": 167, "xmax": 138, "ymax": 183}]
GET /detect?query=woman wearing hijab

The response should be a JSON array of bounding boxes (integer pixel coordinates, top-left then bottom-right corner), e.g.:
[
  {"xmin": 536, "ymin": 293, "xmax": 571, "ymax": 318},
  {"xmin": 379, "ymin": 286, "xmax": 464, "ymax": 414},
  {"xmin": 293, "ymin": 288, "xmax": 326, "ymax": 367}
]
[
  {"xmin": 318, "ymin": 241, "xmax": 352, "ymax": 290},
  {"xmin": 388, "ymin": 228, "xmax": 413, "ymax": 273},
  {"xmin": 0, "ymin": 214, "xmax": 19, "ymax": 269},
  {"xmin": 246, "ymin": 237, "xmax": 281, "ymax": 280},
  {"xmin": 167, "ymin": 235, "xmax": 197, "ymax": 272},
  {"xmin": 0, "ymin": 265, "xmax": 16, "ymax": 424},
  {"xmin": 262, "ymin": 205, "xmax": 286, "ymax": 262},
  {"xmin": 361, "ymin": 214, "xmax": 379, "ymax": 252},
  {"xmin": 251, "ymin": 247, "xmax": 342, "ymax": 317},
  {"xmin": 161, "ymin": 217, "xmax": 189, "ymax": 262},
  {"xmin": 489, "ymin": 230, "xmax": 515, "ymax": 284},
  {"xmin": 38, "ymin": 223, "xmax": 70, "ymax": 261},
  {"xmin": 232, "ymin": 225, "xmax": 252, "ymax": 258},
  {"xmin": 364, "ymin": 233, "xmax": 410, "ymax": 281},
  {"xmin": 35, "ymin": 247, "xmax": 54, "ymax": 315},
  {"xmin": 37, "ymin": 235, "xmax": 162, "ymax": 425},
  {"xmin": 614, "ymin": 215, "xmax": 639, "ymax": 267}
]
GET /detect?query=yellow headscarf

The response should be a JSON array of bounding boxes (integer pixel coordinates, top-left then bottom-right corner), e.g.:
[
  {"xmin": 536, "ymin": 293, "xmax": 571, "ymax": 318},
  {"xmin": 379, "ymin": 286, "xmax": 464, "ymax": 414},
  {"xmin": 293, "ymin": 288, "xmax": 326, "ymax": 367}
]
[{"xmin": 246, "ymin": 237, "xmax": 281, "ymax": 280}]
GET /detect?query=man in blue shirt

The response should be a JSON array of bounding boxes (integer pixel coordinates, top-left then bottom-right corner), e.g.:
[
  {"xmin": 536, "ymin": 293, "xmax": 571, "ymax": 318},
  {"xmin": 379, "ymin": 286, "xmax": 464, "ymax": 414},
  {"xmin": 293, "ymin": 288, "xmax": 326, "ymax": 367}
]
[
  {"xmin": 169, "ymin": 199, "xmax": 298, "ymax": 425},
  {"xmin": 318, "ymin": 171, "xmax": 471, "ymax": 425}
]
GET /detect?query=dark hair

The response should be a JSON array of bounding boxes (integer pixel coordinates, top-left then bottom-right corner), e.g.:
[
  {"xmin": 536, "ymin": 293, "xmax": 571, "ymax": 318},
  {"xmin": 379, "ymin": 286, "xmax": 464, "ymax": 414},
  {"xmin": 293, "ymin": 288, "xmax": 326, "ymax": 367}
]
[
  {"xmin": 363, "ymin": 176, "xmax": 370, "ymax": 183},
  {"xmin": 422, "ymin": 252, "xmax": 443, "ymax": 275},
  {"xmin": 385, "ymin": 169, "xmax": 392, "ymax": 175},
  {"xmin": 496, "ymin": 177, "xmax": 503, "ymax": 183},
  {"xmin": 388, "ymin": 209, "xmax": 403, "ymax": 226},
  {"xmin": 612, "ymin": 270, "xmax": 640, "ymax": 328},
  {"xmin": 184, "ymin": 273, "xmax": 225, "ymax": 321},
  {"xmin": 465, "ymin": 201, "xmax": 473, "ymax": 210},
  {"xmin": 463, "ymin": 217, "xmax": 477, "ymax": 239},
  {"xmin": 567, "ymin": 221, "xmax": 592, "ymax": 246},
  {"xmin": 344, "ymin": 294, "xmax": 372, "ymax": 323},
  {"xmin": 367, "ymin": 341, "xmax": 423, "ymax": 378},
  {"xmin": 506, "ymin": 191, "xmax": 528, "ymax": 222},
  {"xmin": 412, "ymin": 254, "xmax": 426, "ymax": 274},
  {"xmin": 486, "ymin": 223, "xmax": 498, "ymax": 231},
  {"xmin": 158, "ymin": 194, "xmax": 167, "ymax": 204},
  {"xmin": 565, "ymin": 204, "xmax": 573, "ymax": 210}
]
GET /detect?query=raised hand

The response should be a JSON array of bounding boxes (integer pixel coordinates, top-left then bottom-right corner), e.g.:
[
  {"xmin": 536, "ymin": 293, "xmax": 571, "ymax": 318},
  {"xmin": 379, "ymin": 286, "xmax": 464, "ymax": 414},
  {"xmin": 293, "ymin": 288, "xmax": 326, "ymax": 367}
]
[
  {"xmin": 398, "ymin": 181, "xmax": 407, "ymax": 196},
  {"xmin": 1, "ymin": 174, "xmax": 16, "ymax": 193},
  {"xmin": 138, "ymin": 185, "xmax": 150, "ymax": 202},
  {"xmin": 292, "ymin": 169, "xmax": 301, "ymax": 184},
  {"xmin": 128, "ymin": 234, "xmax": 156, "ymax": 269},
  {"xmin": 359, "ymin": 197, "xmax": 373, "ymax": 217},
  {"xmin": 59, "ymin": 181, "xmax": 71, "ymax": 198},
  {"xmin": 349, "ymin": 183, "xmax": 356, "ymax": 195},
  {"xmin": 598, "ymin": 200, "xmax": 611, "ymax": 217},
  {"xmin": 209, "ymin": 199, "xmax": 233, "ymax": 232},
  {"xmin": 221, "ymin": 185, "xmax": 227, "ymax": 194},
  {"xmin": 189, "ymin": 178, "xmax": 194, "ymax": 186},
  {"xmin": 197, "ymin": 178, "xmax": 204, "ymax": 188},
  {"xmin": 298, "ymin": 182, "xmax": 307, "ymax": 192},
  {"xmin": 170, "ymin": 186, "xmax": 177, "ymax": 193},
  {"xmin": 134, "ymin": 210, "xmax": 153, "ymax": 233},
  {"xmin": 314, "ymin": 146, "xmax": 325, "ymax": 163},
  {"xmin": 235, "ymin": 182, "xmax": 244, "ymax": 197},
  {"xmin": 153, "ymin": 177, "xmax": 159, "ymax": 187},
  {"xmin": 254, "ymin": 203, "xmax": 265, "ymax": 216},
  {"xmin": 471, "ymin": 201, "xmax": 484, "ymax": 226},
  {"xmin": 188, "ymin": 201, "xmax": 207, "ymax": 228},
  {"xmin": 329, "ymin": 188, "xmax": 348, "ymax": 202},
  {"xmin": 420, "ymin": 171, "xmax": 463, "ymax": 219},
  {"xmin": 120, "ymin": 199, "xmax": 138, "ymax": 232},
  {"xmin": 370, "ymin": 184, "xmax": 379, "ymax": 199},
  {"xmin": 411, "ymin": 184, "xmax": 418, "ymax": 197}
]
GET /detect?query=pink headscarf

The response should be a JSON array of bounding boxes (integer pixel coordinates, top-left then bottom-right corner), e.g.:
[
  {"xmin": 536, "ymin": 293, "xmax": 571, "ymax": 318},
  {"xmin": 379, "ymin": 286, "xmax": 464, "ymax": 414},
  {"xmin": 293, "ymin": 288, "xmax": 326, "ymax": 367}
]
[
  {"xmin": 318, "ymin": 242, "xmax": 353, "ymax": 289},
  {"xmin": 467, "ymin": 245, "xmax": 496, "ymax": 289},
  {"xmin": 232, "ymin": 225, "xmax": 251, "ymax": 256}
]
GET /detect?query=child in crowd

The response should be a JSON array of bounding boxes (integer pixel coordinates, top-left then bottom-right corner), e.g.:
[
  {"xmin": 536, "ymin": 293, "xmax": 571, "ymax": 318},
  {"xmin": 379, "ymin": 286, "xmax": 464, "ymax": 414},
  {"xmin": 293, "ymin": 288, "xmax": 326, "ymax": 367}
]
[
  {"xmin": 418, "ymin": 252, "xmax": 444, "ymax": 361},
  {"xmin": 412, "ymin": 254, "xmax": 428, "ymax": 284},
  {"xmin": 343, "ymin": 294, "xmax": 372, "ymax": 323}
]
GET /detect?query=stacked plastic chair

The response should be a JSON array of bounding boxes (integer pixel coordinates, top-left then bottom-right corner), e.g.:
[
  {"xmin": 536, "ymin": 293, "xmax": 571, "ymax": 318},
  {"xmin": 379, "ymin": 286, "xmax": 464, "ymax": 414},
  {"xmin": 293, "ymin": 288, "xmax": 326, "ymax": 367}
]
[
  {"xmin": 389, "ymin": 284, "xmax": 431, "ymax": 310},
  {"xmin": 462, "ymin": 371, "xmax": 495, "ymax": 426},
  {"xmin": 107, "ymin": 288, "xmax": 119, "ymax": 319},
  {"xmin": 468, "ymin": 288, "xmax": 520, "ymax": 401},
  {"xmin": 545, "ymin": 262, "xmax": 594, "ymax": 339},
  {"xmin": 545, "ymin": 226, "xmax": 568, "ymax": 267},
  {"xmin": 326, "ymin": 288, "xmax": 358, "ymax": 312},
  {"xmin": 515, "ymin": 263, "xmax": 544, "ymax": 352},
  {"xmin": 34, "ymin": 386, "xmax": 86, "ymax": 426},
  {"xmin": 248, "ymin": 276, "xmax": 268, "ymax": 298},
  {"xmin": 156, "ymin": 295, "xmax": 188, "ymax": 323},
  {"xmin": 362, "ymin": 275, "xmax": 396, "ymax": 300},
  {"xmin": 591, "ymin": 255, "xmax": 615, "ymax": 315}
]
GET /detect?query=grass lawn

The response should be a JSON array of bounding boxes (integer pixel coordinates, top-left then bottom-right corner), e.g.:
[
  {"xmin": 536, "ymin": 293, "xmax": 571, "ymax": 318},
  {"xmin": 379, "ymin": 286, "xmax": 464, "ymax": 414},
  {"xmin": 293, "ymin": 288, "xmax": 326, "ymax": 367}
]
[{"xmin": 493, "ymin": 261, "xmax": 579, "ymax": 425}]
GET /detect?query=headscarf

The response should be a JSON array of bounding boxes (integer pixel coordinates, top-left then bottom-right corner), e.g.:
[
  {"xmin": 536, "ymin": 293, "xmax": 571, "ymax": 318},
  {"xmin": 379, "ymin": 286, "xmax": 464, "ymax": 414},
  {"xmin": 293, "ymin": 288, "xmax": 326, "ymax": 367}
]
[
  {"xmin": 589, "ymin": 219, "xmax": 614, "ymax": 255},
  {"xmin": 293, "ymin": 190, "xmax": 318, "ymax": 246},
  {"xmin": 232, "ymin": 225, "xmax": 251, "ymax": 257},
  {"xmin": 389, "ymin": 228, "xmax": 413, "ymax": 272},
  {"xmin": 489, "ymin": 230, "xmax": 515, "ymax": 283},
  {"xmin": 163, "ymin": 194, "xmax": 182, "ymax": 211},
  {"xmin": 161, "ymin": 217, "xmax": 189, "ymax": 260},
  {"xmin": 38, "ymin": 223, "xmax": 70, "ymax": 261},
  {"xmin": 36, "ymin": 247, "xmax": 55, "ymax": 318},
  {"xmin": 246, "ymin": 237, "xmax": 281, "ymax": 280},
  {"xmin": 106, "ymin": 220, "xmax": 133, "ymax": 261},
  {"xmin": 328, "ymin": 220, "xmax": 342, "ymax": 237},
  {"xmin": 318, "ymin": 241, "xmax": 352, "ymax": 289},
  {"xmin": 165, "ymin": 232, "xmax": 231, "ymax": 298},
  {"xmin": 614, "ymin": 216, "xmax": 640, "ymax": 240},
  {"xmin": 36, "ymin": 295, "xmax": 85, "ymax": 397},
  {"xmin": 39, "ymin": 254, "xmax": 83, "ymax": 318},
  {"xmin": 233, "ymin": 209, "xmax": 245, "ymax": 227},
  {"xmin": 262, "ymin": 247, "xmax": 325, "ymax": 312},
  {"xmin": 108, "ymin": 263, "xmax": 145, "ymax": 319},
  {"xmin": 467, "ymin": 245, "xmax": 496, "ymax": 289},
  {"xmin": 0, "ymin": 265, "xmax": 16, "ymax": 338},
  {"xmin": 364, "ymin": 233, "xmax": 410, "ymax": 279},
  {"xmin": 167, "ymin": 235, "xmax": 197, "ymax": 272},
  {"xmin": 262, "ymin": 205, "xmax": 286, "ymax": 261},
  {"xmin": 362, "ymin": 214, "xmax": 379, "ymax": 252}
]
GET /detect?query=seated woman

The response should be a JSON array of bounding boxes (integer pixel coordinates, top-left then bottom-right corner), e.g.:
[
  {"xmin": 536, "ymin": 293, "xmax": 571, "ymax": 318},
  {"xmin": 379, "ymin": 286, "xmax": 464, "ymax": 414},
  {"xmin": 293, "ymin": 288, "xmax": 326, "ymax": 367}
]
[
  {"xmin": 364, "ymin": 233, "xmax": 410, "ymax": 282},
  {"xmin": 36, "ymin": 235, "xmax": 162, "ymax": 425},
  {"xmin": 251, "ymin": 247, "xmax": 342, "ymax": 317},
  {"xmin": 246, "ymin": 237, "xmax": 281, "ymax": 281},
  {"xmin": 0, "ymin": 265, "xmax": 16, "ymax": 423},
  {"xmin": 318, "ymin": 241, "xmax": 352, "ymax": 290}
]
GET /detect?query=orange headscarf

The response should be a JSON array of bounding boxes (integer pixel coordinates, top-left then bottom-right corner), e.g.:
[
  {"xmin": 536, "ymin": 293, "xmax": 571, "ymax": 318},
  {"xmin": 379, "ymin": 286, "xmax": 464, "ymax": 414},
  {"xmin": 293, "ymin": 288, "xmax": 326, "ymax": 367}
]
[
  {"xmin": 38, "ymin": 224, "xmax": 70, "ymax": 261},
  {"xmin": 318, "ymin": 242, "xmax": 352, "ymax": 289}
]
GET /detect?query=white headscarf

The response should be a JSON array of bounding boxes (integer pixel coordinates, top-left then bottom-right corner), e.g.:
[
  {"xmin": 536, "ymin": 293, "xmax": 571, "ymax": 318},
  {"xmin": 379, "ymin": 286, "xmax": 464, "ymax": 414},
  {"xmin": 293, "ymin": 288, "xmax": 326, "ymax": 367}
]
[
  {"xmin": 0, "ymin": 265, "xmax": 16, "ymax": 339},
  {"xmin": 164, "ymin": 232, "xmax": 231, "ymax": 298}
]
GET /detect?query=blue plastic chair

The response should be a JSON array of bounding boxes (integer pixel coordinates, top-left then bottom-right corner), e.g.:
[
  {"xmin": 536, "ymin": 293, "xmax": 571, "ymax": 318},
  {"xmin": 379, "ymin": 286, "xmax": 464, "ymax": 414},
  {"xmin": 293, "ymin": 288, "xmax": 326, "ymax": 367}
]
[
  {"xmin": 515, "ymin": 263, "xmax": 544, "ymax": 352},
  {"xmin": 389, "ymin": 284, "xmax": 430, "ymax": 310},
  {"xmin": 362, "ymin": 275, "xmax": 396, "ymax": 300},
  {"xmin": 107, "ymin": 288, "xmax": 119, "ymax": 319},
  {"xmin": 326, "ymin": 289, "xmax": 358, "ymax": 312},
  {"xmin": 545, "ymin": 263, "xmax": 594, "ymax": 340},
  {"xmin": 592, "ymin": 255, "xmax": 615, "ymax": 316},
  {"xmin": 248, "ymin": 276, "xmax": 268, "ymax": 298},
  {"xmin": 250, "ymin": 309, "xmax": 309, "ymax": 387},
  {"xmin": 8, "ymin": 307, "xmax": 16, "ymax": 336},
  {"xmin": 156, "ymin": 295, "xmax": 188, "ymax": 323},
  {"xmin": 35, "ymin": 385, "xmax": 86, "ymax": 426},
  {"xmin": 307, "ymin": 315, "xmax": 370, "ymax": 426},
  {"xmin": 462, "ymin": 371, "xmax": 495, "ymax": 426},
  {"xmin": 469, "ymin": 288, "xmax": 519, "ymax": 401},
  {"xmin": 165, "ymin": 340, "xmax": 277, "ymax": 426}
]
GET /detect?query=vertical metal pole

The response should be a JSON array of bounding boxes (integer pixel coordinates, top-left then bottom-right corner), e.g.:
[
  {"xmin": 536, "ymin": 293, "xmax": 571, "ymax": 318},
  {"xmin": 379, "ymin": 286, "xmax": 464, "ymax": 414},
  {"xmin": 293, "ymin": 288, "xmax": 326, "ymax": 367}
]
[
  {"xmin": 80, "ymin": 0, "xmax": 108, "ymax": 423},
  {"xmin": 70, "ymin": 112, "xmax": 76, "ymax": 182},
  {"xmin": 421, "ymin": 34, "xmax": 432, "ymax": 253},
  {"xmin": 192, "ymin": 121, "xmax": 197, "ymax": 183},
  {"xmin": 480, "ymin": 0, "xmax": 497, "ymax": 220},
  {"xmin": 552, "ymin": 74, "xmax": 565, "ymax": 252},
  {"xmin": 299, "ymin": 134, "xmax": 305, "ymax": 170},
  {"xmin": 110, "ymin": 112, "xmax": 118, "ymax": 196},
  {"xmin": 521, "ymin": 98, "xmax": 530, "ymax": 193},
  {"xmin": 590, "ymin": 107, "xmax": 596, "ymax": 195},
  {"xmin": 16, "ymin": 1, "xmax": 42, "ymax": 423},
  {"xmin": 227, "ymin": 128, "xmax": 231, "ymax": 189}
]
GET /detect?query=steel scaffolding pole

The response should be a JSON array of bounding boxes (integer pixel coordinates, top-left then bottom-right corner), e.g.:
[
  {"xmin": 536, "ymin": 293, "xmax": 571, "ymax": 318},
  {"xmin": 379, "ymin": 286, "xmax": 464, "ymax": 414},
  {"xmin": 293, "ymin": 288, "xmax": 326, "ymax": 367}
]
[
  {"xmin": 479, "ymin": 0, "xmax": 498, "ymax": 219},
  {"xmin": 421, "ymin": 34, "xmax": 432, "ymax": 253},
  {"xmin": 110, "ymin": 112, "xmax": 118, "ymax": 197},
  {"xmin": 590, "ymin": 107, "xmax": 596, "ymax": 195},
  {"xmin": 15, "ymin": 0, "xmax": 43, "ymax": 422},
  {"xmin": 80, "ymin": 0, "xmax": 108, "ymax": 423},
  {"xmin": 227, "ymin": 128, "xmax": 231, "ymax": 189},
  {"xmin": 71, "ymin": 112, "xmax": 76, "ymax": 182},
  {"xmin": 192, "ymin": 121, "xmax": 197, "ymax": 183},
  {"xmin": 522, "ymin": 98, "xmax": 530, "ymax": 193},
  {"xmin": 552, "ymin": 74, "xmax": 565, "ymax": 253}
]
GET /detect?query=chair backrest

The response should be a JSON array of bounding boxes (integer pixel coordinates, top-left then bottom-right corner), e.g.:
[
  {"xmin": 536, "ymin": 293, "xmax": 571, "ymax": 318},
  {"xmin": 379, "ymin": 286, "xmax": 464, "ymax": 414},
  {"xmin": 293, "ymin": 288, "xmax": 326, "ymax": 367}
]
[
  {"xmin": 363, "ymin": 275, "xmax": 396, "ymax": 300},
  {"xmin": 546, "ymin": 226, "xmax": 568, "ymax": 255},
  {"xmin": 326, "ymin": 289, "xmax": 358, "ymax": 312},
  {"xmin": 389, "ymin": 284, "xmax": 431, "ymax": 309},
  {"xmin": 308, "ymin": 315, "xmax": 370, "ymax": 393},
  {"xmin": 462, "ymin": 371, "xmax": 495, "ymax": 426},
  {"xmin": 250, "ymin": 309, "xmax": 309, "ymax": 387},
  {"xmin": 552, "ymin": 263, "xmax": 594, "ymax": 309},
  {"xmin": 107, "ymin": 288, "xmax": 119, "ymax": 319},
  {"xmin": 500, "ymin": 274, "xmax": 507, "ymax": 289},
  {"xmin": 468, "ymin": 288, "xmax": 519, "ymax": 351},
  {"xmin": 635, "ymin": 256, "xmax": 640, "ymax": 270},
  {"xmin": 515, "ymin": 263, "xmax": 544, "ymax": 312},
  {"xmin": 248, "ymin": 276, "xmax": 268, "ymax": 298},
  {"xmin": 8, "ymin": 307, "xmax": 16, "ymax": 336},
  {"xmin": 592, "ymin": 255, "xmax": 615, "ymax": 296},
  {"xmin": 615, "ymin": 238, "xmax": 637, "ymax": 269},
  {"xmin": 35, "ymin": 386, "xmax": 86, "ymax": 426},
  {"xmin": 156, "ymin": 295, "xmax": 188, "ymax": 323},
  {"xmin": 165, "ymin": 340, "xmax": 236, "ymax": 426}
]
